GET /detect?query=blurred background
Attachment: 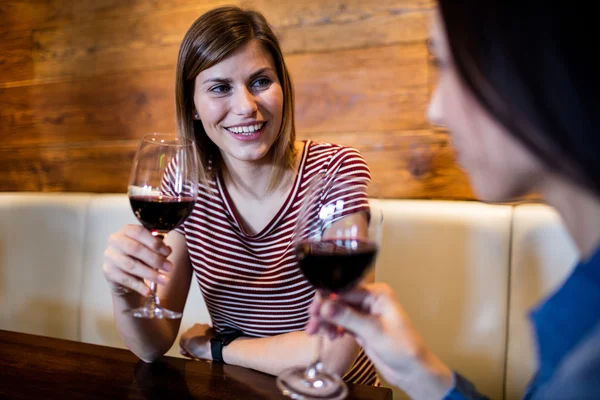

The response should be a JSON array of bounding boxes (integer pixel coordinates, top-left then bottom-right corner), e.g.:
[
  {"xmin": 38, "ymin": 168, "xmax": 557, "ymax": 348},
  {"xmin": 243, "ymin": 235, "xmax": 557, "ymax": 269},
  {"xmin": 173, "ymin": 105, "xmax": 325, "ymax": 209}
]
[{"xmin": 0, "ymin": 0, "xmax": 475, "ymax": 199}]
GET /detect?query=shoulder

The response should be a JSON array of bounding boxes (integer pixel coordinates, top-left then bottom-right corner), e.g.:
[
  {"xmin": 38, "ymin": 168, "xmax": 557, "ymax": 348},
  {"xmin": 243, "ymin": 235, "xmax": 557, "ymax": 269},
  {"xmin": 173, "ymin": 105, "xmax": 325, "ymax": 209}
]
[
  {"xmin": 303, "ymin": 140, "xmax": 369, "ymax": 170},
  {"xmin": 534, "ymin": 321, "xmax": 600, "ymax": 399}
]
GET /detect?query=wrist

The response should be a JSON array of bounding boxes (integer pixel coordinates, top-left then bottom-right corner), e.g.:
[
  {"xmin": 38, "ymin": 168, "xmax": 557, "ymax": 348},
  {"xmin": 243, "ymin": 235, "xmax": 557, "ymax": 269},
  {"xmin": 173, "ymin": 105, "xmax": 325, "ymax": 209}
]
[
  {"xmin": 404, "ymin": 346, "xmax": 453, "ymax": 400},
  {"xmin": 211, "ymin": 329, "xmax": 244, "ymax": 364}
]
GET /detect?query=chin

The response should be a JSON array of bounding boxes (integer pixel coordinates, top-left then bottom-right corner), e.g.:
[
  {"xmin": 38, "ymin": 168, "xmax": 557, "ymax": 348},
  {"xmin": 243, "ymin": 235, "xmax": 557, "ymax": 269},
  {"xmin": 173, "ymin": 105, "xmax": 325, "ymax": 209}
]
[{"xmin": 232, "ymin": 147, "xmax": 272, "ymax": 162}]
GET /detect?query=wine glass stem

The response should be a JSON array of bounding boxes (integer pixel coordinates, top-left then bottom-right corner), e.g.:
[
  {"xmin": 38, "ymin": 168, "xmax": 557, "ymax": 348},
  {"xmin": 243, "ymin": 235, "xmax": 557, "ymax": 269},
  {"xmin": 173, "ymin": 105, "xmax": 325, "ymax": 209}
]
[
  {"xmin": 304, "ymin": 333, "xmax": 324, "ymax": 383},
  {"xmin": 145, "ymin": 232, "xmax": 166, "ymax": 311},
  {"xmin": 303, "ymin": 290, "xmax": 335, "ymax": 384}
]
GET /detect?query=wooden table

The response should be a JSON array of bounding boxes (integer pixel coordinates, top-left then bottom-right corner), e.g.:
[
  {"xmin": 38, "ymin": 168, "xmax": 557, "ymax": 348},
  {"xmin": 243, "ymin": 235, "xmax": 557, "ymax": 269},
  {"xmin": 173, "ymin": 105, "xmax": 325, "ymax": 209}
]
[{"xmin": 0, "ymin": 330, "xmax": 392, "ymax": 399}]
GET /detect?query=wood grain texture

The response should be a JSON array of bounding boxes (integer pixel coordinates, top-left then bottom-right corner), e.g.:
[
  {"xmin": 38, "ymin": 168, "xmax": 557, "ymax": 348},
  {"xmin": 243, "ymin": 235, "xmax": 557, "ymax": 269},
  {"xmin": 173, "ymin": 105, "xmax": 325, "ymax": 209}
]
[
  {"xmin": 1, "ymin": 43, "xmax": 427, "ymax": 145},
  {"xmin": 0, "ymin": 131, "xmax": 476, "ymax": 199},
  {"xmin": 0, "ymin": 141, "xmax": 137, "ymax": 192},
  {"xmin": 303, "ymin": 130, "xmax": 474, "ymax": 199},
  {"xmin": 0, "ymin": 0, "xmax": 483, "ymax": 200},
  {"xmin": 0, "ymin": 0, "xmax": 433, "ymax": 85},
  {"xmin": 0, "ymin": 330, "xmax": 393, "ymax": 400}
]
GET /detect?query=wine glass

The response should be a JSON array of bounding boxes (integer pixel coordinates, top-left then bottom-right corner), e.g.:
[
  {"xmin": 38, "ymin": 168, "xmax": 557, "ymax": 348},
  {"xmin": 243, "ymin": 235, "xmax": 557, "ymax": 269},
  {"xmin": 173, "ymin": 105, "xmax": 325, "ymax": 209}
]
[
  {"xmin": 277, "ymin": 173, "xmax": 383, "ymax": 400},
  {"xmin": 126, "ymin": 133, "xmax": 198, "ymax": 319}
]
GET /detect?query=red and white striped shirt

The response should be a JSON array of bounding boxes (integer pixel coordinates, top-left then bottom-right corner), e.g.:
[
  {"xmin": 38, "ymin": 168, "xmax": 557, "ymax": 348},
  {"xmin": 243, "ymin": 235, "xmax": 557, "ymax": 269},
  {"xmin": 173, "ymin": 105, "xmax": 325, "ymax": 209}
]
[{"xmin": 172, "ymin": 140, "xmax": 379, "ymax": 386}]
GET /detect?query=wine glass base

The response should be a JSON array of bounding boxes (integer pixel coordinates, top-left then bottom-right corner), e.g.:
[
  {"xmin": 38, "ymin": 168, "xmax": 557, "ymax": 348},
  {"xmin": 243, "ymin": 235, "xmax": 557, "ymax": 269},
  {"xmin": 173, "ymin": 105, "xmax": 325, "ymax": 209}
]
[
  {"xmin": 276, "ymin": 366, "xmax": 348, "ymax": 400},
  {"xmin": 125, "ymin": 306, "xmax": 182, "ymax": 319}
]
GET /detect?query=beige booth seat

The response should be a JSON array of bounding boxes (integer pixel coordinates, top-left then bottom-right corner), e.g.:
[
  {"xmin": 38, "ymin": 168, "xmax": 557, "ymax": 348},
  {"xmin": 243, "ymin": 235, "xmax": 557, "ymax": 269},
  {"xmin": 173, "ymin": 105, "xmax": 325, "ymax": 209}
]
[{"xmin": 0, "ymin": 193, "xmax": 581, "ymax": 399}]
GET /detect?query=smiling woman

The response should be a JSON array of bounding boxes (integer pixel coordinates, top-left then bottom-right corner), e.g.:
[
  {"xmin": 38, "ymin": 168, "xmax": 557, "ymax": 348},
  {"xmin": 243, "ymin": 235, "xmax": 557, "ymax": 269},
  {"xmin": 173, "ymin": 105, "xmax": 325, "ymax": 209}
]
[{"xmin": 101, "ymin": 4, "xmax": 381, "ymax": 395}]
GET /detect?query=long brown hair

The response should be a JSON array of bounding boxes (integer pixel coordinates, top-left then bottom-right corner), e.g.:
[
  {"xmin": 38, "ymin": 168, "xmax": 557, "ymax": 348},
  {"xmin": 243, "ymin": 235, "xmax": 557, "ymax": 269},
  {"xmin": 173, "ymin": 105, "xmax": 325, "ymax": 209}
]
[{"xmin": 175, "ymin": 6, "xmax": 297, "ymax": 190}]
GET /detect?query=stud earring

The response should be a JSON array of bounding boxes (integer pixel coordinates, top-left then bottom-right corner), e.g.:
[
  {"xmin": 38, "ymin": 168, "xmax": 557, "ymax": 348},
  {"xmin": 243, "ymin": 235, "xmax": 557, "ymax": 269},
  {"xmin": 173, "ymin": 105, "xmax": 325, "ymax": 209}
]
[{"xmin": 194, "ymin": 113, "xmax": 199, "ymax": 119}]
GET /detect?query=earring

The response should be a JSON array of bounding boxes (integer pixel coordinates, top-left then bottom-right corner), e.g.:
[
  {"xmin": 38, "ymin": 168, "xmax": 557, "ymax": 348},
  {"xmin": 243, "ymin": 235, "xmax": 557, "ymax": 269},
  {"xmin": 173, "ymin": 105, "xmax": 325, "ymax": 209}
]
[
  {"xmin": 194, "ymin": 113, "xmax": 199, "ymax": 119},
  {"xmin": 208, "ymin": 155, "xmax": 213, "ymax": 171}
]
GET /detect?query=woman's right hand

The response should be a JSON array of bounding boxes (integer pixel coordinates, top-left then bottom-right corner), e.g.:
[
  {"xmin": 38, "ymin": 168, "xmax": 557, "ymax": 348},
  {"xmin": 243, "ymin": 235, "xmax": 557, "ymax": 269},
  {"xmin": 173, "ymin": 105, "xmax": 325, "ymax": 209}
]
[
  {"xmin": 306, "ymin": 283, "xmax": 454, "ymax": 400},
  {"xmin": 102, "ymin": 224, "xmax": 173, "ymax": 297}
]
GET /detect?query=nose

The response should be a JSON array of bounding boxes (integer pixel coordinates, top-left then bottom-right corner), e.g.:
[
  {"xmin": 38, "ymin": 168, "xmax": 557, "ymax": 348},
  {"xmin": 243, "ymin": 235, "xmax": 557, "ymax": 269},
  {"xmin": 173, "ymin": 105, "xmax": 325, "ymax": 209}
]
[
  {"xmin": 427, "ymin": 85, "xmax": 445, "ymax": 129},
  {"xmin": 232, "ymin": 87, "xmax": 258, "ymax": 116}
]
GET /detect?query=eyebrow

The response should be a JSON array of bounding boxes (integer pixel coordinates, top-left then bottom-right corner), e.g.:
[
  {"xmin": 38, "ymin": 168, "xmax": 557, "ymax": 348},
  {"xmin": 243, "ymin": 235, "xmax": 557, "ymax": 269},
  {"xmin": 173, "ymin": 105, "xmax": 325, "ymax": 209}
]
[{"xmin": 202, "ymin": 67, "xmax": 275, "ymax": 85}]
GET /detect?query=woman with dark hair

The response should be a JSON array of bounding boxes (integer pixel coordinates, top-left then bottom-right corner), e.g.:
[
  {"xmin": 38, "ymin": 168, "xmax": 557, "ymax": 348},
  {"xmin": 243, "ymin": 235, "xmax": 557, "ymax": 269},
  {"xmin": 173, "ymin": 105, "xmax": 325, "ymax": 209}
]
[
  {"xmin": 308, "ymin": 2, "xmax": 600, "ymax": 399},
  {"xmin": 101, "ymin": 5, "xmax": 380, "ymax": 387}
]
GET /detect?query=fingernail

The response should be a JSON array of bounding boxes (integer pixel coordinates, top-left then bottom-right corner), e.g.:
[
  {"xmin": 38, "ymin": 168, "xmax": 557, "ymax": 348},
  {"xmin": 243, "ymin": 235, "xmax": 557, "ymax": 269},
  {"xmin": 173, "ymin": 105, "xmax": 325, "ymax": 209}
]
[
  {"xmin": 162, "ymin": 261, "xmax": 173, "ymax": 272},
  {"xmin": 160, "ymin": 246, "xmax": 170, "ymax": 256},
  {"xmin": 158, "ymin": 274, "xmax": 170, "ymax": 284}
]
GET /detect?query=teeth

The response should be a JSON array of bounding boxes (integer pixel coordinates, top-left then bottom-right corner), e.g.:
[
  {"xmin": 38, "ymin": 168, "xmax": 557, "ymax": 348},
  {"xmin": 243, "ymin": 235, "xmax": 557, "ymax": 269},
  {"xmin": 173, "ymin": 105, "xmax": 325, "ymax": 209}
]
[{"xmin": 227, "ymin": 123, "xmax": 264, "ymax": 135}]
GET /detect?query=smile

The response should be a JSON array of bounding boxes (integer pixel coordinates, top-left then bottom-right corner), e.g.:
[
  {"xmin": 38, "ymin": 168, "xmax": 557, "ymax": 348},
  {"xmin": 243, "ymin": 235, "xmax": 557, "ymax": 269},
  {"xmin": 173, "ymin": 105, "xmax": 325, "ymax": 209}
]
[{"xmin": 225, "ymin": 122, "xmax": 265, "ymax": 136}]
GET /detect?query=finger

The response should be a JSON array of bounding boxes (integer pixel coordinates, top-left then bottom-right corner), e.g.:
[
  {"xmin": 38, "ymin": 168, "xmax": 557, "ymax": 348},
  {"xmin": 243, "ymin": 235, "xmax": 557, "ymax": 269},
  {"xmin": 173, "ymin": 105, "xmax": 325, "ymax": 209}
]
[
  {"xmin": 179, "ymin": 343, "xmax": 193, "ymax": 358},
  {"xmin": 105, "ymin": 248, "xmax": 170, "ymax": 284},
  {"xmin": 339, "ymin": 283, "xmax": 396, "ymax": 313},
  {"xmin": 123, "ymin": 224, "xmax": 173, "ymax": 255},
  {"xmin": 109, "ymin": 234, "xmax": 173, "ymax": 273},
  {"xmin": 308, "ymin": 292, "xmax": 323, "ymax": 317},
  {"xmin": 319, "ymin": 299, "xmax": 379, "ymax": 339},
  {"xmin": 305, "ymin": 314, "xmax": 320, "ymax": 335},
  {"xmin": 106, "ymin": 267, "xmax": 152, "ymax": 297}
]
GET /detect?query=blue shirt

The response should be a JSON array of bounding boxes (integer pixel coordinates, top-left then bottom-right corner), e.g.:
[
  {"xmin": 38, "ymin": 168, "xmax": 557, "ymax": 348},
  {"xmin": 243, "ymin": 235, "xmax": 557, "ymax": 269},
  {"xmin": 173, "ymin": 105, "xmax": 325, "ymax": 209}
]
[{"xmin": 443, "ymin": 244, "xmax": 600, "ymax": 400}]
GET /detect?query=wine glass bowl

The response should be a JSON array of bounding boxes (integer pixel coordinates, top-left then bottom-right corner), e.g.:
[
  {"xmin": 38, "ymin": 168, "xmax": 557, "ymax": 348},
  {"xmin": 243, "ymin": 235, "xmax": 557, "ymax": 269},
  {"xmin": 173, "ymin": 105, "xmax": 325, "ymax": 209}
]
[{"xmin": 126, "ymin": 133, "xmax": 198, "ymax": 319}]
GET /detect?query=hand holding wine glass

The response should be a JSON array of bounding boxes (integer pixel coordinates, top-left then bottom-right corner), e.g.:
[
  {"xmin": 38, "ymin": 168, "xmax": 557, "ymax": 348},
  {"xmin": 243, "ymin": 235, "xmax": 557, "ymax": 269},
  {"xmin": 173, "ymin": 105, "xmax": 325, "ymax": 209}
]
[
  {"xmin": 277, "ymin": 173, "xmax": 382, "ymax": 400},
  {"xmin": 102, "ymin": 133, "xmax": 198, "ymax": 320}
]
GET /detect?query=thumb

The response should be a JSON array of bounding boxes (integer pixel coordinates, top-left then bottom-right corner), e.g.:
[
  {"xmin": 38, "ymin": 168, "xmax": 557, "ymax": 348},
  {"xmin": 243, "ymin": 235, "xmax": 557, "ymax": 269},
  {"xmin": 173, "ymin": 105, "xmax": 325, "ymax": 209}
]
[{"xmin": 320, "ymin": 299, "xmax": 378, "ymax": 340}]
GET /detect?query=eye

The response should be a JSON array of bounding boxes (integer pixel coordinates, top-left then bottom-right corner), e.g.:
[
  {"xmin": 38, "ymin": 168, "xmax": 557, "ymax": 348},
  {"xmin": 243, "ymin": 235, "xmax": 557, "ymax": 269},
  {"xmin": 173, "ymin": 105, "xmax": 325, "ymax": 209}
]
[
  {"xmin": 209, "ymin": 84, "xmax": 231, "ymax": 94},
  {"xmin": 251, "ymin": 77, "xmax": 271, "ymax": 89}
]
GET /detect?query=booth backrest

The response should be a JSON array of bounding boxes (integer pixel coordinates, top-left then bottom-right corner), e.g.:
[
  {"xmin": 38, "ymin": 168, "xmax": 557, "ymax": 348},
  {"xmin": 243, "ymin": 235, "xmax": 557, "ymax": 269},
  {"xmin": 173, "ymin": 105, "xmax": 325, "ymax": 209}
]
[{"xmin": 0, "ymin": 193, "xmax": 577, "ymax": 400}]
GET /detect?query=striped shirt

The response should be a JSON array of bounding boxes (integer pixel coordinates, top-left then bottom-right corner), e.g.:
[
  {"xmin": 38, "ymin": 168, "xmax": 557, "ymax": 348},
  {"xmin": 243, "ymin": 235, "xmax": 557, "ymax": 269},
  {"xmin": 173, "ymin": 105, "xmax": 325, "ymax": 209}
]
[{"xmin": 170, "ymin": 140, "xmax": 379, "ymax": 386}]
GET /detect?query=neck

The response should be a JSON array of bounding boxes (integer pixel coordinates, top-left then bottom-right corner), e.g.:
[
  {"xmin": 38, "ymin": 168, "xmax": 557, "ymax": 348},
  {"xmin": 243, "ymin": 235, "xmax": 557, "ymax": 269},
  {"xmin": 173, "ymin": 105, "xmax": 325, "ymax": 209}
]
[
  {"xmin": 538, "ymin": 174, "xmax": 600, "ymax": 261},
  {"xmin": 220, "ymin": 152, "xmax": 278, "ymax": 200}
]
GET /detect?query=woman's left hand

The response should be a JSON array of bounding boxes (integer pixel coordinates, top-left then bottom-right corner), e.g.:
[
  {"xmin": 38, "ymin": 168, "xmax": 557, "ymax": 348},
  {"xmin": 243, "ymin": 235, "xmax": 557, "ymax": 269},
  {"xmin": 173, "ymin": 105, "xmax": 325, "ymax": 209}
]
[{"xmin": 179, "ymin": 323, "xmax": 216, "ymax": 360}]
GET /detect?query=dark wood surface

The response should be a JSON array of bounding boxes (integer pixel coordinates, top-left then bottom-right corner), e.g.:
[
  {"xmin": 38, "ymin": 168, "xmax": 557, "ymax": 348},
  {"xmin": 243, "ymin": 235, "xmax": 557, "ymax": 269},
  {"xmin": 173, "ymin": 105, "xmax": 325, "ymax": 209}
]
[{"xmin": 0, "ymin": 330, "xmax": 392, "ymax": 400}]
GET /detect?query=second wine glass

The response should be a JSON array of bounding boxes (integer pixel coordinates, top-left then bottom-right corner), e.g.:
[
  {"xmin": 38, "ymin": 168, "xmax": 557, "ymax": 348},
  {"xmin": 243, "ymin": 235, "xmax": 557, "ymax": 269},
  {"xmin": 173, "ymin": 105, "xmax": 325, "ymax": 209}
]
[
  {"xmin": 277, "ymin": 172, "xmax": 383, "ymax": 400},
  {"xmin": 126, "ymin": 133, "xmax": 199, "ymax": 319}
]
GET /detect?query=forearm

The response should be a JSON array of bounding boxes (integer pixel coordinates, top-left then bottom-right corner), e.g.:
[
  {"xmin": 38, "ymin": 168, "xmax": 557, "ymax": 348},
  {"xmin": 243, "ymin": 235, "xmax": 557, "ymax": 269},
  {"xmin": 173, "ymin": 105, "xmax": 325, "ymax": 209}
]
[
  {"xmin": 222, "ymin": 331, "xmax": 360, "ymax": 377},
  {"xmin": 111, "ymin": 292, "xmax": 178, "ymax": 362}
]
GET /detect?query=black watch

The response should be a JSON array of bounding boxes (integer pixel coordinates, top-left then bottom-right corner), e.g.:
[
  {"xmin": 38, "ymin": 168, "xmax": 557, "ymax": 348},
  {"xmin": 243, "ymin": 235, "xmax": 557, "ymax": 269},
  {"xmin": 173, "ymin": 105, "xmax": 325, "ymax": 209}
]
[{"xmin": 210, "ymin": 328, "xmax": 243, "ymax": 364}]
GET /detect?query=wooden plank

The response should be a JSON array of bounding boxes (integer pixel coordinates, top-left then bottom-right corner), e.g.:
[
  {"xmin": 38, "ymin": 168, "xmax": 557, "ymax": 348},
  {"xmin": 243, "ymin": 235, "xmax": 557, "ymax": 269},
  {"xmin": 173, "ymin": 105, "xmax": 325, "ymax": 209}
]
[
  {"xmin": 0, "ymin": 0, "xmax": 231, "ymax": 34},
  {"xmin": 300, "ymin": 130, "xmax": 474, "ymax": 200},
  {"xmin": 0, "ymin": 131, "xmax": 477, "ymax": 200},
  {"xmin": 0, "ymin": 68, "xmax": 176, "ymax": 146},
  {"xmin": 0, "ymin": 141, "xmax": 137, "ymax": 192},
  {"xmin": 1, "ymin": 0, "xmax": 432, "ymax": 85},
  {"xmin": 246, "ymin": 0, "xmax": 433, "ymax": 54},
  {"xmin": 1, "ymin": 43, "xmax": 427, "ymax": 145},
  {"xmin": 290, "ymin": 43, "xmax": 429, "ymax": 133}
]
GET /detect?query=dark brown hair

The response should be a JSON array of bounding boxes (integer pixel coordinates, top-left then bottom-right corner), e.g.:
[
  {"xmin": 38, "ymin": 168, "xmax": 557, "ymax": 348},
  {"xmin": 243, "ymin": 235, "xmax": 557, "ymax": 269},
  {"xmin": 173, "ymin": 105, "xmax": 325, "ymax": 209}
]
[
  {"xmin": 438, "ymin": 1, "xmax": 599, "ymax": 196},
  {"xmin": 175, "ymin": 6, "xmax": 296, "ymax": 189}
]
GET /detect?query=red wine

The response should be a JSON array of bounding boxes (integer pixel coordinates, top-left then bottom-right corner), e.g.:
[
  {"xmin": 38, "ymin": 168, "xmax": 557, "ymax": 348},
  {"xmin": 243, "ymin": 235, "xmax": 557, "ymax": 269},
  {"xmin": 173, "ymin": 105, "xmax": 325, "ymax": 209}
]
[
  {"xmin": 129, "ymin": 195, "xmax": 195, "ymax": 233},
  {"xmin": 295, "ymin": 240, "xmax": 378, "ymax": 293}
]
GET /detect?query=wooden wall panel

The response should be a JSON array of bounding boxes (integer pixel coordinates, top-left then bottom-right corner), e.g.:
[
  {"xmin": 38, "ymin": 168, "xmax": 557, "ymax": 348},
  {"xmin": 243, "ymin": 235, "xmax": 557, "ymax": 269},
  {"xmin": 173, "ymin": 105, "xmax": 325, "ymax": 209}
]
[
  {"xmin": 0, "ymin": 0, "xmax": 480, "ymax": 200},
  {"xmin": 1, "ymin": 43, "xmax": 428, "ymax": 145},
  {"xmin": 0, "ymin": 141, "xmax": 138, "ymax": 192}
]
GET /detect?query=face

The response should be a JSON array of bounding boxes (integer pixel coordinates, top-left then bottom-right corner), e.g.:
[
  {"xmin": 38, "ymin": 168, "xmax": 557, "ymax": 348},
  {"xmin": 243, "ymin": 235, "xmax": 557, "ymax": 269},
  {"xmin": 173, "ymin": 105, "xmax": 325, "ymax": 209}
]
[
  {"xmin": 427, "ymin": 11, "xmax": 544, "ymax": 202},
  {"xmin": 193, "ymin": 40, "xmax": 284, "ymax": 165}
]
